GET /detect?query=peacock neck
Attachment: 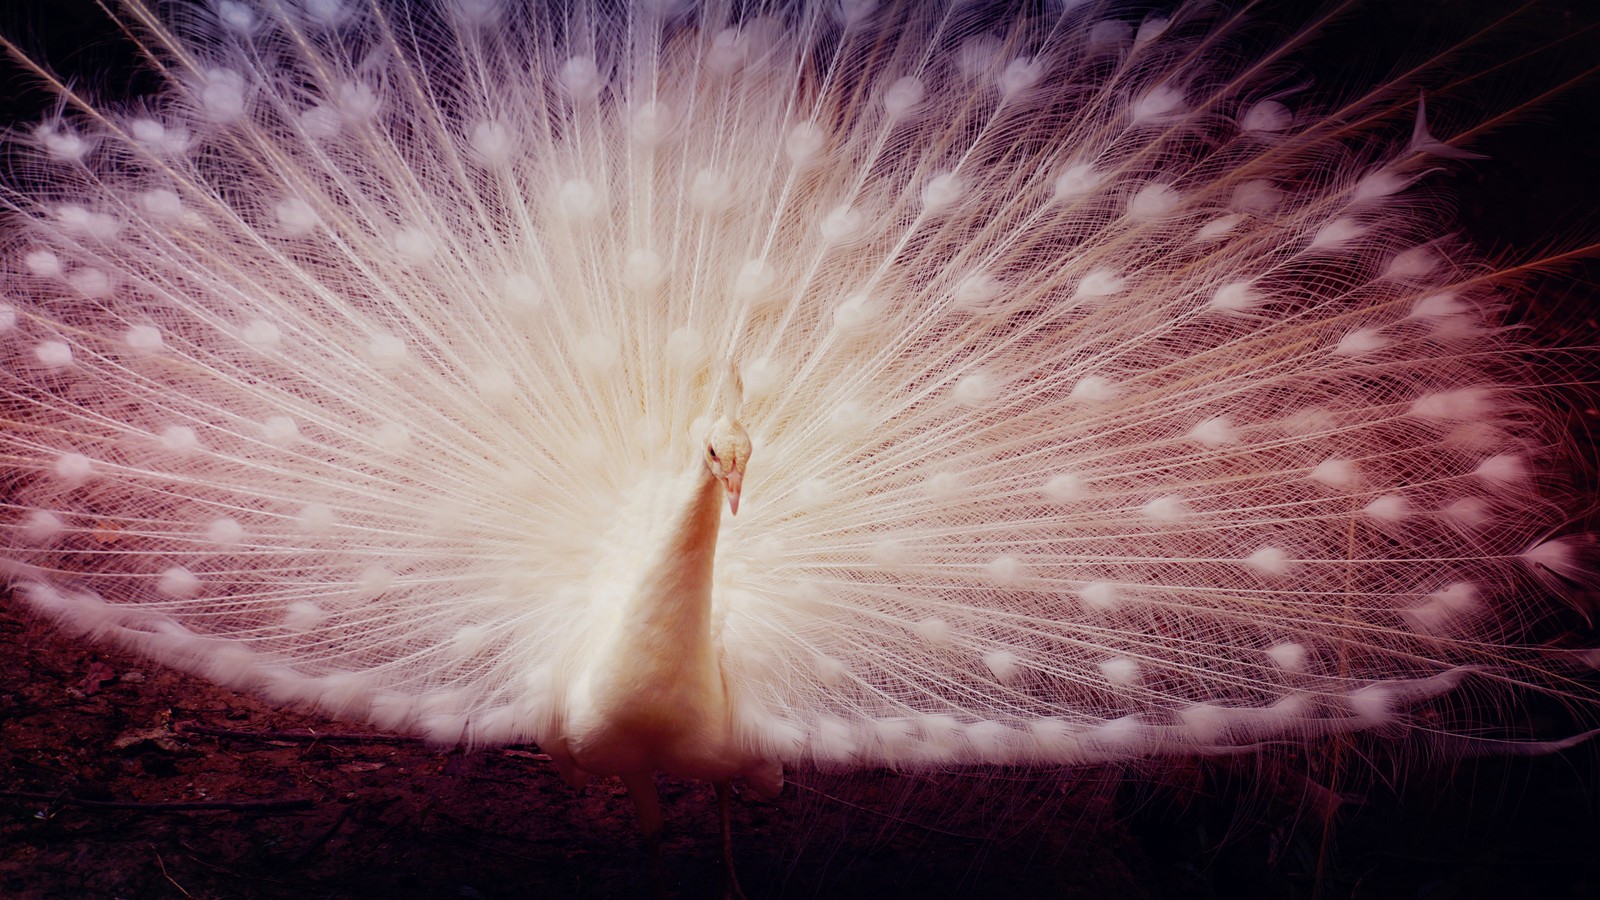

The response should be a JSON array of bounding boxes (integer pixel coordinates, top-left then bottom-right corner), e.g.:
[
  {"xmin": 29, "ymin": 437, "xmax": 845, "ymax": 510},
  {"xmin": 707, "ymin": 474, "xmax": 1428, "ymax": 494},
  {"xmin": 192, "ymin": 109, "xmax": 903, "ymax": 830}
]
[{"xmin": 623, "ymin": 462, "xmax": 723, "ymax": 650}]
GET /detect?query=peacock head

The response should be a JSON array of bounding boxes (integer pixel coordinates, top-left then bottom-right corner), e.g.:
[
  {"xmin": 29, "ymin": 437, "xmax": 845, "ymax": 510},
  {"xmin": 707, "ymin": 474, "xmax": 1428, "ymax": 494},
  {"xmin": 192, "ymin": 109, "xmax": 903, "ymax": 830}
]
[
  {"xmin": 703, "ymin": 359, "xmax": 751, "ymax": 514},
  {"xmin": 704, "ymin": 418, "xmax": 751, "ymax": 515}
]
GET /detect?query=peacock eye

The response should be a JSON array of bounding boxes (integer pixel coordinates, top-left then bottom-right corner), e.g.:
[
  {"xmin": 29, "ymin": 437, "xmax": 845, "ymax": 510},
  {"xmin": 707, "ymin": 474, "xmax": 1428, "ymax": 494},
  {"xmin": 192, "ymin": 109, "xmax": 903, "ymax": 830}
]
[{"xmin": 708, "ymin": 448, "xmax": 719, "ymax": 461}]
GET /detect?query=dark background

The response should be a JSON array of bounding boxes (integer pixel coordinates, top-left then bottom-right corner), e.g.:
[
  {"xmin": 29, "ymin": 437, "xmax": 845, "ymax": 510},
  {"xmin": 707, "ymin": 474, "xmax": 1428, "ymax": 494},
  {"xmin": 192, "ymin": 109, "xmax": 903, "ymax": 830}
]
[{"xmin": 1, "ymin": 2, "xmax": 1597, "ymax": 897}]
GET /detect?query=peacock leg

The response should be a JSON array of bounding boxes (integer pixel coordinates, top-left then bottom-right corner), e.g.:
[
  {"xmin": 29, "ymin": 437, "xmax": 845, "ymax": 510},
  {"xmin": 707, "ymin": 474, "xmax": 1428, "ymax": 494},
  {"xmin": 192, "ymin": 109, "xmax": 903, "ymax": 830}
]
[
  {"xmin": 621, "ymin": 772, "xmax": 666, "ymax": 896},
  {"xmin": 717, "ymin": 781, "xmax": 746, "ymax": 900}
]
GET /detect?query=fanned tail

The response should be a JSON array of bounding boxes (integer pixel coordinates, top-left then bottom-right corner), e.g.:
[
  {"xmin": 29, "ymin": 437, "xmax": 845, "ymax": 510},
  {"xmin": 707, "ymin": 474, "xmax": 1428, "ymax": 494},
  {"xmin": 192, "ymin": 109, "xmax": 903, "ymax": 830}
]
[{"xmin": 0, "ymin": 0, "xmax": 1594, "ymax": 765}]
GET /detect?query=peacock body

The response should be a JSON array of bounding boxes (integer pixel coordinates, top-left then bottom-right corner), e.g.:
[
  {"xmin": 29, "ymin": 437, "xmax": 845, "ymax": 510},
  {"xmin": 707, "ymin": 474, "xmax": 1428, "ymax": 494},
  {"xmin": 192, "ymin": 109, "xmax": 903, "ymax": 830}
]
[{"xmin": 1, "ymin": 0, "xmax": 1595, "ymax": 813}]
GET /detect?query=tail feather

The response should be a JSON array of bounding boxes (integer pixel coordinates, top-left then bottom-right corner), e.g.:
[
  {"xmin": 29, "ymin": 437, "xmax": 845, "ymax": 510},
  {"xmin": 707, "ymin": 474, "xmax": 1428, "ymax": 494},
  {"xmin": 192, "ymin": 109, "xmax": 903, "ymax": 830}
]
[{"xmin": 0, "ymin": 0, "xmax": 1594, "ymax": 764}]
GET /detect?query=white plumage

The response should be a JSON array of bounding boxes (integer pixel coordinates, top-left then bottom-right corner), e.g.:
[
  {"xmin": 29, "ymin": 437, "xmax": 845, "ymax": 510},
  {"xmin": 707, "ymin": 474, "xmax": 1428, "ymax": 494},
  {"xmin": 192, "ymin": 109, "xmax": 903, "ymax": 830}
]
[{"xmin": 1, "ymin": 0, "xmax": 1596, "ymax": 836}]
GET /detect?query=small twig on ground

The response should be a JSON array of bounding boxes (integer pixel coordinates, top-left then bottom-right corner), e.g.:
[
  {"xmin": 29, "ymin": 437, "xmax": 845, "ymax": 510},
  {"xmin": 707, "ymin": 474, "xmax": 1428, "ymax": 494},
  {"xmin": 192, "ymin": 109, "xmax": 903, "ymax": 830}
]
[
  {"xmin": 179, "ymin": 841, "xmax": 295, "ymax": 888},
  {"xmin": 174, "ymin": 722, "xmax": 417, "ymax": 744},
  {"xmin": 152, "ymin": 844, "xmax": 193, "ymax": 897},
  {"xmin": 1, "ymin": 790, "xmax": 313, "ymax": 813},
  {"xmin": 294, "ymin": 800, "xmax": 357, "ymax": 863}
]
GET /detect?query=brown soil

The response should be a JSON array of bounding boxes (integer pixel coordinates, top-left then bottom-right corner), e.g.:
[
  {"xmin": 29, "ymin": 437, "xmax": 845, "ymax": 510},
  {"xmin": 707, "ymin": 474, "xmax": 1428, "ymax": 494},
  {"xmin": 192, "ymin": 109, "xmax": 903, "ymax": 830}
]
[{"xmin": 5, "ymin": 602, "xmax": 1600, "ymax": 900}]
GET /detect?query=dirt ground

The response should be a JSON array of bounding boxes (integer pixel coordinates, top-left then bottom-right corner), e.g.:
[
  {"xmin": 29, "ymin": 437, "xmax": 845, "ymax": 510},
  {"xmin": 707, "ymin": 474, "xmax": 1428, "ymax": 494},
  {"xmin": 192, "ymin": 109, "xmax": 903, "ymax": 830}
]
[
  {"xmin": 3, "ymin": 1, "xmax": 1600, "ymax": 898},
  {"xmin": 4, "ymin": 602, "xmax": 1600, "ymax": 900}
]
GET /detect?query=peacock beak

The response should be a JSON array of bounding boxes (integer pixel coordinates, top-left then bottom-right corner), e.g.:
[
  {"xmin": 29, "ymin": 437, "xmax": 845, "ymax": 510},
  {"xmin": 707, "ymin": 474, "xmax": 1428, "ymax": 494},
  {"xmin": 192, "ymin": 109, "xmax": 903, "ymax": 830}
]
[{"xmin": 725, "ymin": 470, "xmax": 742, "ymax": 515}]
